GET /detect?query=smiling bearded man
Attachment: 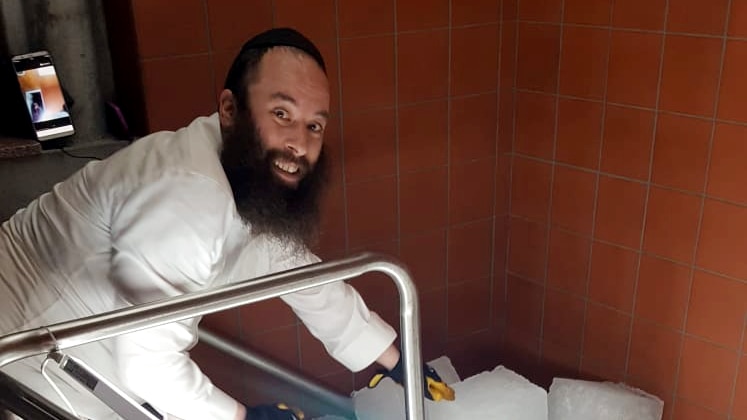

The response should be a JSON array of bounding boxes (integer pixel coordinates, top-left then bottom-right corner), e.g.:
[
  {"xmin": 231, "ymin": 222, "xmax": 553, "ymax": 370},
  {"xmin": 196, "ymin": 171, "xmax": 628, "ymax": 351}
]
[{"xmin": 0, "ymin": 27, "xmax": 411, "ymax": 420}]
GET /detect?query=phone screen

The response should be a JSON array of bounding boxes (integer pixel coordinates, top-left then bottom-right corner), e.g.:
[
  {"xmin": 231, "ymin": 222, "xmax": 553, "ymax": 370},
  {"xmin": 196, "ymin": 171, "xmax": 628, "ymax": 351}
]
[{"xmin": 12, "ymin": 51, "xmax": 75, "ymax": 141}]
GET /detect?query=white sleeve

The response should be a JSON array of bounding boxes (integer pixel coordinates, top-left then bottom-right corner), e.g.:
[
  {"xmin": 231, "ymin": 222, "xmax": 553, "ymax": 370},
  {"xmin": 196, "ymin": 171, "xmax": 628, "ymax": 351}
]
[
  {"xmin": 109, "ymin": 174, "xmax": 240, "ymax": 420},
  {"xmin": 271, "ymin": 245, "xmax": 397, "ymax": 372}
]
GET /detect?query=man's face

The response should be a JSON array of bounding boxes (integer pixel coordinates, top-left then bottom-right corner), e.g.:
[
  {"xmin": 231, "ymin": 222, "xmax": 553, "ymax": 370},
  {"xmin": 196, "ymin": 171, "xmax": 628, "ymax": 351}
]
[
  {"xmin": 247, "ymin": 48, "xmax": 330, "ymax": 188},
  {"xmin": 220, "ymin": 47, "xmax": 331, "ymax": 246}
]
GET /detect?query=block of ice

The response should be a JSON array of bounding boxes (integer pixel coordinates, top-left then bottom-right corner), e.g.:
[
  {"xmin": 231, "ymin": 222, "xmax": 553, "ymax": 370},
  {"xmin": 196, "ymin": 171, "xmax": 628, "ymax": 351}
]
[
  {"xmin": 425, "ymin": 355, "xmax": 461, "ymax": 385},
  {"xmin": 353, "ymin": 360, "xmax": 548, "ymax": 420},
  {"xmin": 428, "ymin": 366, "xmax": 548, "ymax": 420},
  {"xmin": 548, "ymin": 378, "xmax": 663, "ymax": 420}
]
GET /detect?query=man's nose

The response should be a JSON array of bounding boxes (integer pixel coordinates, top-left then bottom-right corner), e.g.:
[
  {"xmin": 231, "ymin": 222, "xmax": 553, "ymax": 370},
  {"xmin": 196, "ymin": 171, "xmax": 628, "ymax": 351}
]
[{"xmin": 285, "ymin": 124, "xmax": 308, "ymax": 157}]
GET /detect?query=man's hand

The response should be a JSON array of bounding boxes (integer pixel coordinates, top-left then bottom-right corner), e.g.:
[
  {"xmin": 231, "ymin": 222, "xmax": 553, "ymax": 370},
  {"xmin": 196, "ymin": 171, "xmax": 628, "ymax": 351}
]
[
  {"xmin": 244, "ymin": 403, "xmax": 304, "ymax": 420},
  {"xmin": 367, "ymin": 356, "xmax": 456, "ymax": 402}
]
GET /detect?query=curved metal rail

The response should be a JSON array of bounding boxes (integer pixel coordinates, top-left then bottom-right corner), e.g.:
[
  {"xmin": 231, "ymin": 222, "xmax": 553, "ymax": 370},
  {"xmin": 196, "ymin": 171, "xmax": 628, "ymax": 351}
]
[
  {"xmin": 0, "ymin": 252, "xmax": 425, "ymax": 420},
  {"xmin": 197, "ymin": 329, "xmax": 356, "ymax": 417}
]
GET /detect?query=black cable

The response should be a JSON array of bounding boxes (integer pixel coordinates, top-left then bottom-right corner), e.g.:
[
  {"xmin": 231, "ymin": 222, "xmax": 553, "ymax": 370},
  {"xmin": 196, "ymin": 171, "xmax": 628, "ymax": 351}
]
[{"xmin": 60, "ymin": 147, "xmax": 102, "ymax": 160}]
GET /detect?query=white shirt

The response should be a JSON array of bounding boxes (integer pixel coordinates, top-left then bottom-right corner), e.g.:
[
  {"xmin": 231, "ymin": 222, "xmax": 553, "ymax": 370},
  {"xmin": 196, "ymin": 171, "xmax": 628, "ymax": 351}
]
[{"xmin": 0, "ymin": 113, "xmax": 396, "ymax": 419}]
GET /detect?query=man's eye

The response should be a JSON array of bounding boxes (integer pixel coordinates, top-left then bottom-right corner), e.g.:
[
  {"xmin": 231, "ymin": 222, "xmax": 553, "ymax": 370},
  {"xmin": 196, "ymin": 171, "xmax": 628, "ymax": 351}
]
[
  {"xmin": 308, "ymin": 123, "xmax": 324, "ymax": 133},
  {"xmin": 273, "ymin": 109, "xmax": 288, "ymax": 119}
]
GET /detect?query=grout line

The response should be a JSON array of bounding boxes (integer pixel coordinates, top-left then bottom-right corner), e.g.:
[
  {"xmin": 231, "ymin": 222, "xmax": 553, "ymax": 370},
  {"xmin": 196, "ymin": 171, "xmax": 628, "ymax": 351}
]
[
  {"xmin": 392, "ymin": 0, "xmax": 401, "ymax": 259},
  {"xmin": 685, "ymin": 266, "xmax": 747, "ymax": 287},
  {"xmin": 335, "ymin": 21, "xmax": 501, "ymax": 41},
  {"xmin": 443, "ymin": 0, "xmax": 453, "ymax": 342},
  {"xmin": 348, "ymin": 89, "xmax": 500, "ymax": 114},
  {"xmin": 508, "ymin": 209, "xmax": 747, "ymax": 289},
  {"xmin": 200, "ymin": 0, "xmax": 217, "ymax": 103},
  {"xmin": 707, "ymin": 115, "xmax": 747, "ymax": 127},
  {"xmin": 578, "ymin": 0, "xmax": 614, "ymax": 376},
  {"xmin": 332, "ymin": 0, "xmax": 350, "ymax": 254},
  {"xmin": 622, "ymin": 0, "xmax": 670, "ymax": 383},
  {"xmin": 514, "ymin": 19, "xmax": 747, "ymax": 41},
  {"xmin": 448, "ymin": 275, "xmax": 494, "ymax": 289},
  {"xmin": 508, "ymin": 215, "xmax": 659, "ymax": 261},
  {"xmin": 679, "ymin": 396, "xmax": 740, "ymax": 419},
  {"xmin": 537, "ymin": 0, "xmax": 566, "ymax": 367},
  {"xmin": 400, "ymin": 156, "xmax": 496, "ymax": 175},
  {"xmin": 398, "ymin": 96, "xmax": 451, "ymax": 107},
  {"xmin": 674, "ymin": 0, "xmax": 734, "ymax": 417},
  {"xmin": 139, "ymin": 52, "xmax": 213, "ymax": 63},
  {"xmin": 488, "ymin": 0, "xmax": 505, "ymax": 336},
  {"xmin": 234, "ymin": 310, "xmax": 248, "ymax": 398},
  {"xmin": 513, "ymin": 85, "xmax": 747, "ymax": 128},
  {"xmin": 507, "ymin": 266, "xmax": 747, "ymax": 353},
  {"xmin": 134, "ymin": 35, "xmax": 747, "ymax": 68},
  {"xmin": 503, "ymin": 0, "xmax": 521, "ymax": 346},
  {"xmin": 496, "ymin": 1, "xmax": 513, "ymax": 344},
  {"xmin": 508, "ymin": 151, "xmax": 747, "ymax": 212},
  {"xmin": 444, "ymin": 326, "xmax": 497, "ymax": 343},
  {"xmin": 729, "ymin": 315, "xmax": 747, "ymax": 419},
  {"xmin": 342, "ymin": 90, "xmax": 498, "ymax": 116}
]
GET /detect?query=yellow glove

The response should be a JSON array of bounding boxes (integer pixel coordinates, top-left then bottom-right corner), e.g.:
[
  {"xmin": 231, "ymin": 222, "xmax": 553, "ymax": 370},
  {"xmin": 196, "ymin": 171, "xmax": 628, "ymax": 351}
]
[
  {"xmin": 425, "ymin": 375, "xmax": 456, "ymax": 402},
  {"xmin": 368, "ymin": 357, "xmax": 456, "ymax": 402}
]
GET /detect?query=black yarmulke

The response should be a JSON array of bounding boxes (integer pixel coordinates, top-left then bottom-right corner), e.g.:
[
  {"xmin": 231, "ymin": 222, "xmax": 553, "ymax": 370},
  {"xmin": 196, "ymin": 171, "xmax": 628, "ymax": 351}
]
[
  {"xmin": 223, "ymin": 27, "xmax": 327, "ymax": 97},
  {"xmin": 239, "ymin": 27, "xmax": 326, "ymax": 72}
]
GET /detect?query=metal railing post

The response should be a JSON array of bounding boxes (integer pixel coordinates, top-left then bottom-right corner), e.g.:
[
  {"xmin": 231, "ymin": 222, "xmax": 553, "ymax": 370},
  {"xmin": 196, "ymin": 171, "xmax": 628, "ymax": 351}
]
[
  {"xmin": 197, "ymin": 329, "xmax": 355, "ymax": 417},
  {"xmin": 0, "ymin": 253, "xmax": 425, "ymax": 420}
]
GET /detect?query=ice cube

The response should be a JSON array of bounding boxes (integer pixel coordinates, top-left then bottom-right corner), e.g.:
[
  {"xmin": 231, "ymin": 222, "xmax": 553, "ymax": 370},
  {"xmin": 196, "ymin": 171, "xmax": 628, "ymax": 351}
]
[
  {"xmin": 425, "ymin": 356, "xmax": 461, "ymax": 384},
  {"xmin": 353, "ymin": 361, "xmax": 548, "ymax": 420},
  {"xmin": 548, "ymin": 378, "xmax": 663, "ymax": 420}
]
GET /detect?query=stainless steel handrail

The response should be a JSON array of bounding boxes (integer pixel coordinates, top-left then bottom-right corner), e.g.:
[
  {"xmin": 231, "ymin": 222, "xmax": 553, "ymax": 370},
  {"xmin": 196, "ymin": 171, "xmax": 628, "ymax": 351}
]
[
  {"xmin": 0, "ymin": 252, "xmax": 425, "ymax": 420},
  {"xmin": 198, "ymin": 329, "xmax": 355, "ymax": 417}
]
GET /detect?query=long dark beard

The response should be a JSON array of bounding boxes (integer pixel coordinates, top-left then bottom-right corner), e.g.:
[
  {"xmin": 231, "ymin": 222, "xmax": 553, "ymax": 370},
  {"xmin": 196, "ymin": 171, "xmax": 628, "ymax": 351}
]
[{"xmin": 220, "ymin": 112, "xmax": 328, "ymax": 249}]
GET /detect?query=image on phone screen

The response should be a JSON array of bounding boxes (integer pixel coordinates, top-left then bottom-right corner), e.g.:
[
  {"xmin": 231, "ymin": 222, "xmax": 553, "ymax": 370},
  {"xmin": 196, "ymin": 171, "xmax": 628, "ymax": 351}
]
[{"xmin": 26, "ymin": 90, "xmax": 45, "ymax": 122}]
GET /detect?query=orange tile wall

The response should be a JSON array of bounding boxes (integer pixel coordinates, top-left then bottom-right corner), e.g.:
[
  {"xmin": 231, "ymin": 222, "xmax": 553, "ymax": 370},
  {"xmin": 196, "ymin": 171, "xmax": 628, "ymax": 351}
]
[
  {"xmin": 502, "ymin": 0, "xmax": 747, "ymax": 419},
  {"xmin": 112, "ymin": 0, "xmax": 509, "ymax": 411},
  {"xmin": 105, "ymin": 0, "xmax": 747, "ymax": 418}
]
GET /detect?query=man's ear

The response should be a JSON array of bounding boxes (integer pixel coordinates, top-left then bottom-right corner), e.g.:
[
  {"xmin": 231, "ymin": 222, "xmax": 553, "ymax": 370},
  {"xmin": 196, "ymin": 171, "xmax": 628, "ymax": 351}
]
[{"xmin": 218, "ymin": 89, "xmax": 237, "ymax": 129}]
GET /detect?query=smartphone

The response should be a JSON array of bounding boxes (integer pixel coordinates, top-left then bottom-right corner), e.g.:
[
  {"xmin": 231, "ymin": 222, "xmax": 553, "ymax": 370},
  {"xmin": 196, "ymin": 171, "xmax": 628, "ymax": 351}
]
[{"xmin": 11, "ymin": 51, "xmax": 75, "ymax": 142}]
